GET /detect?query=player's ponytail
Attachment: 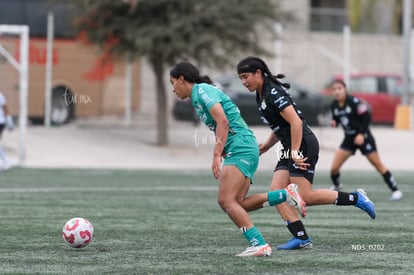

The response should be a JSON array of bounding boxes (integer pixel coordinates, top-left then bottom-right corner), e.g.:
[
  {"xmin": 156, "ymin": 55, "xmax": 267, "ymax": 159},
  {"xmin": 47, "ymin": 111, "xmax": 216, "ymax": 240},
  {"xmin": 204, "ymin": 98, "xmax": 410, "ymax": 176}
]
[
  {"xmin": 237, "ymin": 56, "xmax": 290, "ymax": 89},
  {"xmin": 170, "ymin": 62, "xmax": 212, "ymax": 84},
  {"xmin": 197, "ymin": 75, "xmax": 213, "ymax": 84}
]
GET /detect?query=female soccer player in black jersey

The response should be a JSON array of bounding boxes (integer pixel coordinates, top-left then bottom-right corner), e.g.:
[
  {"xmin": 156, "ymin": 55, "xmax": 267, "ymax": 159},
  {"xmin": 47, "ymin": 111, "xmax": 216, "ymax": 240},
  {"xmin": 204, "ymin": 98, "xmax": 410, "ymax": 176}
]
[
  {"xmin": 237, "ymin": 56, "xmax": 376, "ymax": 250},
  {"xmin": 329, "ymin": 80, "xmax": 402, "ymax": 201}
]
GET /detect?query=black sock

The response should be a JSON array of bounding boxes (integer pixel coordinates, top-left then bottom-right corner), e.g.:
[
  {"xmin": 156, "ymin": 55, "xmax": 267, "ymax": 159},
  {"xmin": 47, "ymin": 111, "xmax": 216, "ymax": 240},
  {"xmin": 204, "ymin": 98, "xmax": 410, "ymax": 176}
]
[
  {"xmin": 335, "ymin": 191, "xmax": 358, "ymax": 205},
  {"xmin": 330, "ymin": 172, "xmax": 341, "ymax": 187},
  {"xmin": 287, "ymin": 220, "xmax": 308, "ymax": 240},
  {"xmin": 382, "ymin": 171, "xmax": 398, "ymax": 192}
]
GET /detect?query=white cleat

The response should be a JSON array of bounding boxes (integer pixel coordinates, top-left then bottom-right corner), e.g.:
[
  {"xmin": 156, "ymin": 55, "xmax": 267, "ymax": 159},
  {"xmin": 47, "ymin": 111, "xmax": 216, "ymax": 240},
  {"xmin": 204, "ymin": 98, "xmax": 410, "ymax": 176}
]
[
  {"xmin": 236, "ymin": 244, "xmax": 272, "ymax": 257},
  {"xmin": 286, "ymin": 183, "xmax": 307, "ymax": 218},
  {"xmin": 389, "ymin": 190, "xmax": 402, "ymax": 201}
]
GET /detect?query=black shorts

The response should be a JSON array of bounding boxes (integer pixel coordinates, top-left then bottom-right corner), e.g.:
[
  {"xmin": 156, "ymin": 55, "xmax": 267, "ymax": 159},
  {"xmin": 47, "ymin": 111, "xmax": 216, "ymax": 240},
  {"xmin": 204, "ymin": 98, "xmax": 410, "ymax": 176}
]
[
  {"xmin": 274, "ymin": 133, "xmax": 319, "ymax": 184},
  {"xmin": 340, "ymin": 133, "xmax": 377, "ymax": 155},
  {"xmin": 0, "ymin": 124, "xmax": 4, "ymax": 135}
]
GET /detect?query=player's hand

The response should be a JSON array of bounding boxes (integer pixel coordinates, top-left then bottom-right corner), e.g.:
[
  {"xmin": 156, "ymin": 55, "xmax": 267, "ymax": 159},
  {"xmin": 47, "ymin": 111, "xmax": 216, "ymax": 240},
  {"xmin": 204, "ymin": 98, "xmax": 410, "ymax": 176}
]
[
  {"xmin": 212, "ymin": 155, "xmax": 222, "ymax": 179},
  {"xmin": 259, "ymin": 143, "xmax": 270, "ymax": 155},
  {"xmin": 330, "ymin": 120, "xmax": 337, "ymax": 128},
  {"xmin": 354, "ymin": 133, "xmax": 364, "ymax": 146},
  {"xmin": 291, "ymin": 151, "xmax": 310, "ymax": 171}
]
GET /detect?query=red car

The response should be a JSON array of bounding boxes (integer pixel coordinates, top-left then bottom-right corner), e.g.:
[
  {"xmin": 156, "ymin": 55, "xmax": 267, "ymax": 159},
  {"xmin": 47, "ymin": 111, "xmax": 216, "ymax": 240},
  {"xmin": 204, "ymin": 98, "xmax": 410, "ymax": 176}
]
[{"xmin": 323, "ymin": 73, "xmax": 403, "ymax": 124}]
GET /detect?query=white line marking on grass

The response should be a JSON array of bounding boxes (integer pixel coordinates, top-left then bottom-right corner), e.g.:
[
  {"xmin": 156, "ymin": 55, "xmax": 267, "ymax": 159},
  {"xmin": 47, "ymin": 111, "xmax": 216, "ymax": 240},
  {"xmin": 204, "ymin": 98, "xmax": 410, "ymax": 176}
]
[{"xmin": 0, "ymin": 186, "xmax": 218, "ymax": 193}]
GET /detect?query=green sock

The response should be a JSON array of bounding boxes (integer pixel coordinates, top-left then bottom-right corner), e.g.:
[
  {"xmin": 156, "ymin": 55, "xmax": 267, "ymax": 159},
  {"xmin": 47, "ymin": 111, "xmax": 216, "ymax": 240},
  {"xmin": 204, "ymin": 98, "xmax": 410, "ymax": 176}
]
[
  {"xmin": 267, "ymin": 189, "xmax": 287, "ymax": 206},
  {"xmin": 242, "ymin": 226, "xmax": 267, "ymax": 246}
]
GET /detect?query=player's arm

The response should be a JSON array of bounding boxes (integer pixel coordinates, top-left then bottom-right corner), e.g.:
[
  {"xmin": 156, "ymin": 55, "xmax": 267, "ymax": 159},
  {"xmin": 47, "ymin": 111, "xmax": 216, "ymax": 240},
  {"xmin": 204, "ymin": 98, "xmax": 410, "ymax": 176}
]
[
  {"xmin": 280, "ymin": 106, "xmax": 302, "ymax": 152},
  {"xmin": 259, "ymin": 132, "xmax": 279, "ymax": 155},
  {"xmin": 349, "ymin": 99, "xmax": 369, "ymax": 145},
  {"xmin": 330, "ymin": 102, "xmax": 338, "ymax": 127},
  {"xmin": 356, "ymin": 103, "xmax": 371, "ymax": 134},
  {"xmin": 280, "ymin": 105, "xmax": 309, "ymax": 170},
  {"xmin": 209, "ymin": 103, "xmax": 229, "ymax": 179}
]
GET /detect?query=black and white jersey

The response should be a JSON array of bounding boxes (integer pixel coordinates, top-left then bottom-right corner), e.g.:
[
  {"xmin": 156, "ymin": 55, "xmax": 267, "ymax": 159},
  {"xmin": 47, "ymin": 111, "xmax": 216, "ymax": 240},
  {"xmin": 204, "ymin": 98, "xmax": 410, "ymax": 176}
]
[
  {"xmin": 256, "ymin": 78, "xmax": 313, "ymax": 146},
  {"xmin": 331, "ymin": 95, "xmax": 371, "ymax": 136}
]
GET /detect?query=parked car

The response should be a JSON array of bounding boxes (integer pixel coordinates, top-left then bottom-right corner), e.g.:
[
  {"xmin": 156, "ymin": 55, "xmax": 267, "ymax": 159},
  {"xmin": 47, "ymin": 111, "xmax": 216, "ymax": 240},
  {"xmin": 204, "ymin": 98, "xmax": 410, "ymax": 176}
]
[
  {"xmin": 322, "ymin": 73, "xmax": 405, "ymax": 124},
  {"xmin": 173, "ymin": 74, "xmax": 332, "ymax": 126}
]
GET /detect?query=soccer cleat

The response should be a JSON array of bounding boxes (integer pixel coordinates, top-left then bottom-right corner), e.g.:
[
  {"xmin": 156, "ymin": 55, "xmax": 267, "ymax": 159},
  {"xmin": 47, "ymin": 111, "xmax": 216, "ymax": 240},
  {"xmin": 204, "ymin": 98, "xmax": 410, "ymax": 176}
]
[
  {"xmin": 330, "ymin": 183, "xmax": 343, "ymax": 191},
  {"xmin": 354, "ymin": 189, "xmax": 376, "ymax": 219},
  {"xmin": 389, "ymin": 190, "xmax": 402, "ymax": 201},
  {"xmin": 286, "ymin": 183, "xmax": 307, "ymax": 218},
  {"xmin": 236, "ymin": 244, "xmax": 272, "ymax": 257},
  {"xmin": 276, "ymin": 237, "xmax": 313, "ymax": 250}
]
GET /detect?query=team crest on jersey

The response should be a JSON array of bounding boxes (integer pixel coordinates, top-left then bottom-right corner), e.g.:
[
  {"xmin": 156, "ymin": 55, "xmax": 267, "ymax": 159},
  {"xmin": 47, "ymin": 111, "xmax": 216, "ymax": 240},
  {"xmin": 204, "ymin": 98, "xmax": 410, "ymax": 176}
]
[{"xmin": 346, "ymin": 106, "xmax": 352, "ymax": 113}]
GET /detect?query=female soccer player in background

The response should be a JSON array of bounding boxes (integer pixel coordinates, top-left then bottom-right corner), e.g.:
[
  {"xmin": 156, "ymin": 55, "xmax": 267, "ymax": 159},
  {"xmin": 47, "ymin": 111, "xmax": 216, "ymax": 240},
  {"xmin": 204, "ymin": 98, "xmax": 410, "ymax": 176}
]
[
  {"xmin": 329, "ymin": 80, "xmax": 402, "ymax": 201},
  {"xmin": 169, "ymin": 62, "xmax": 306, "ymax": 257},
  {"xmin": 236, "ymin": 56, "xmax": 376, "ymax": 250}
]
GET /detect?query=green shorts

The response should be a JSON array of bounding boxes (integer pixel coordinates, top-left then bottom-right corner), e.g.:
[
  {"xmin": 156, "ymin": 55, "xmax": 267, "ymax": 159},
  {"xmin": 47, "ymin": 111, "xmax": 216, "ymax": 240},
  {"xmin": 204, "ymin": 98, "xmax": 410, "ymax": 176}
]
[{"xmin": 223, "ymin": 134, "xmax": 259, "ymax": 180}]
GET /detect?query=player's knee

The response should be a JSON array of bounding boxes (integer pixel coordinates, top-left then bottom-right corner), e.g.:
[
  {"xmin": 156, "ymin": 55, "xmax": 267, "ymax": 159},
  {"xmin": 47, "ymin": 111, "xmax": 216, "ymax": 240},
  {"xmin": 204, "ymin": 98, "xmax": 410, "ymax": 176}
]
[{"xmin": 217, "ymin": 196, "xmax": 231, "ymax": 211}]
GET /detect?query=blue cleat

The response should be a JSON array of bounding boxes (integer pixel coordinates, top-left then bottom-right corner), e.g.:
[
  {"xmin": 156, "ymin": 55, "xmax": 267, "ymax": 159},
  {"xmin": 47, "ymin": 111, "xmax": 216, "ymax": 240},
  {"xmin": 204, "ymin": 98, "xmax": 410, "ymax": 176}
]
[
  {"xmin": 276, "ymin": 237, "xmax": 313, "ymax": 250},
  {"xmin": 354, "ymin": 189, "xmax": 376, "ymax": 219}
]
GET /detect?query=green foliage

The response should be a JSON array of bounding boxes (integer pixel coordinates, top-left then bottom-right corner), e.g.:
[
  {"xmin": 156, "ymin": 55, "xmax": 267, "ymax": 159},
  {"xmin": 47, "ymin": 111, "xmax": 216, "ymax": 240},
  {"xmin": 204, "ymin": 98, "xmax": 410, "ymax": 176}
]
[
  {"xmin": 0, "ymin": 168, "xmax": 413, "ymax": 274},
  {"xmin": 69, "ymin": 0, "xmax": 285, "ymax": 68}
]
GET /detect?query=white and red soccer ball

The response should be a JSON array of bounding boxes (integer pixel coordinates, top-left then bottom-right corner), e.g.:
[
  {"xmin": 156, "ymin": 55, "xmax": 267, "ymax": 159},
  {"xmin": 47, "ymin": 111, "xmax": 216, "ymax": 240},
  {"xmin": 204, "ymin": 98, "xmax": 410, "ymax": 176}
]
[{"xmin": 62, "ymin": 217, "xmax": 94, "ymax": 248}]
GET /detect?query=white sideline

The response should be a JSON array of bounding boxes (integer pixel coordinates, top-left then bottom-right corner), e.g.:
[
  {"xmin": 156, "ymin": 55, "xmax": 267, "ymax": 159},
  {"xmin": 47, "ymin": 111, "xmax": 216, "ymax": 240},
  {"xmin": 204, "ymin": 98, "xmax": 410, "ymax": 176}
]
[{"xmin": 0, "ymin": 186, "xmax": 219, "ymax": 193}]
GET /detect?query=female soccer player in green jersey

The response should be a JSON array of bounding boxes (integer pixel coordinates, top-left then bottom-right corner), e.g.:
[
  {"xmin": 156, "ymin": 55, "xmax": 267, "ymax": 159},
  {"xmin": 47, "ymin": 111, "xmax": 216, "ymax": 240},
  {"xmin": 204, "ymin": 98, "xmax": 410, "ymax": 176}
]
[{"xmin": 170, "ymin": 62, "xmax": 305, "ymax": 257}]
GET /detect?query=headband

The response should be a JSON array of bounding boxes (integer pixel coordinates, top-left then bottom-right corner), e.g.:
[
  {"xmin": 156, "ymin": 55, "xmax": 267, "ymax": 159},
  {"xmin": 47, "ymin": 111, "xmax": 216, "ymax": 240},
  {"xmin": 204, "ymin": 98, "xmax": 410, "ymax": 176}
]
[{"xmin": 237, "ymin": 59, "xmax": 264, "ymax": 75}]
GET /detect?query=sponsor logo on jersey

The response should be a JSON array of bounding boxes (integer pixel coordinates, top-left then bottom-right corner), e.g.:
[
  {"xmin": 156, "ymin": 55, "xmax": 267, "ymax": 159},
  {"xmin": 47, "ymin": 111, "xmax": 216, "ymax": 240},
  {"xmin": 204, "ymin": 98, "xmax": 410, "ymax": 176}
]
[
  {"xmin": 261, "ymin": 100, "xmax": 267, "ymax": 110},
  {"xmin": 201, "ymin": 93, "xmax": 212, "ymax": 105}
]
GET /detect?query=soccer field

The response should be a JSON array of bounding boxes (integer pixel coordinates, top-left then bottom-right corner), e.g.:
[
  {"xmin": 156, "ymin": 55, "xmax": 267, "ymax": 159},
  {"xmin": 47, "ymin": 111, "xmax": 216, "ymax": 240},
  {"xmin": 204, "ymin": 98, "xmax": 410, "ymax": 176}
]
[{"xmin": 0, "ymin": 168, "xmax": 412, "ymax": 274}]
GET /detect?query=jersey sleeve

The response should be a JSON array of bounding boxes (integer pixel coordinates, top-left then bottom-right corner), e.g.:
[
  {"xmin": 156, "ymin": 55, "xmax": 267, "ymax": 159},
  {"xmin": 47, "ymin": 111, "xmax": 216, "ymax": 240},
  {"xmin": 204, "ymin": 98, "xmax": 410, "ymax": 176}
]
[
  {"xmin": 353, "ymin": 98, "xmax": 371, "ymax": 133},
  {"xmin": 197, "ymin": 85, "xmax": 222, "ymax": 111},
  {"xmin": 268, "ymin": 86, "xmax": 292, "ymax": 112},
  {"xmin": 330, "ymin": 101, "xmax": 339, "ymax": 123}
]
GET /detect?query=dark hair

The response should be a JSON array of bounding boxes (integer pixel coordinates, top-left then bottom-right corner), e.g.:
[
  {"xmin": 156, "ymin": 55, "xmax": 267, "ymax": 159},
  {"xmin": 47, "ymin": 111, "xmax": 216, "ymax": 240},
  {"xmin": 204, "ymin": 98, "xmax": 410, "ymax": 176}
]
[
  {"xmin": 170, "ymin": 62, "xmax": 213, "ymax": 84},
  {"xmin": 331, "ymin": 79, "xmax": 347, "ymax": 89},
  {"xmin": 236, "ymin": 56, "xmax": 290, "ymax": 89}
]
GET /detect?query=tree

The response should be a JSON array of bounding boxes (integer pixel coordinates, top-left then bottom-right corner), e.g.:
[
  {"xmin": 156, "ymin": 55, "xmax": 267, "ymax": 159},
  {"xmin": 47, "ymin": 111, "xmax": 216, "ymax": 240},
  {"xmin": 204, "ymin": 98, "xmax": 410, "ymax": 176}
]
[{"xmin": 69, "ymin": 0, "xmax": 287, "ymax": 145}]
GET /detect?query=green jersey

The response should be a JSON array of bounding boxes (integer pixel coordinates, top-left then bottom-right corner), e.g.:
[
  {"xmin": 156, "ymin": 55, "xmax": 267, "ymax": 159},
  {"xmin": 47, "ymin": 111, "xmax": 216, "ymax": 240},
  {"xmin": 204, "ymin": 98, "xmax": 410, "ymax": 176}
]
[
  {"xmin": 192, "ymin": 83, "xmax": 259, "ymax": 179},
  {"xmin": 192, "ymin": 83, "xmax": 253, "ymax": 144}
]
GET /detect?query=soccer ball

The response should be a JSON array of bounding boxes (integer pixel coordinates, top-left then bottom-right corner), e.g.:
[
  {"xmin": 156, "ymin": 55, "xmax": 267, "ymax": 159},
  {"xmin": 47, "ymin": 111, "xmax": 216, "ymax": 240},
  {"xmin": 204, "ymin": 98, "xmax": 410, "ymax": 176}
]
[{"xmin": 62, "ymin": 217, "xmax": 94, "ymax": 248}]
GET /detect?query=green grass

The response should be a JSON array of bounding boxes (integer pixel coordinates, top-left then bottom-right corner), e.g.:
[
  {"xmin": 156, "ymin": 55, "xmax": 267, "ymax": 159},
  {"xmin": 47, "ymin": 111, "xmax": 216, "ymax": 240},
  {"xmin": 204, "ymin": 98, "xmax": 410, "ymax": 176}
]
[{"xmin": 0, "ymin": 168, "xmax": 413, "ymax": 274}]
